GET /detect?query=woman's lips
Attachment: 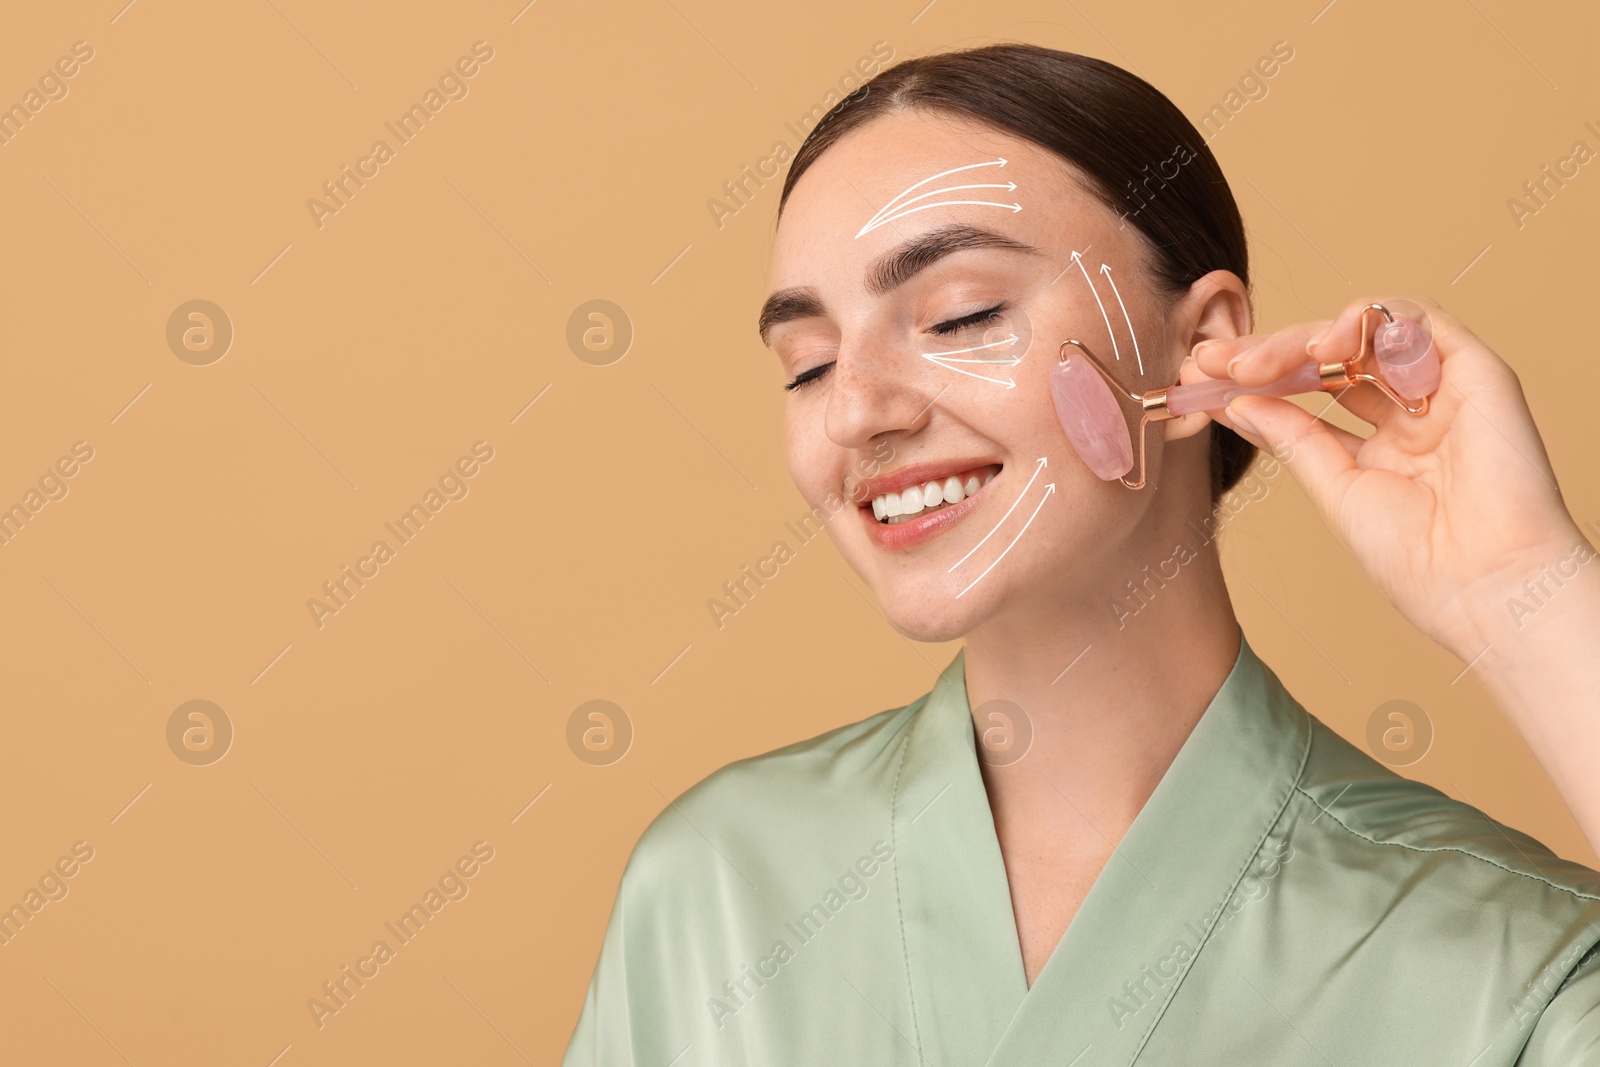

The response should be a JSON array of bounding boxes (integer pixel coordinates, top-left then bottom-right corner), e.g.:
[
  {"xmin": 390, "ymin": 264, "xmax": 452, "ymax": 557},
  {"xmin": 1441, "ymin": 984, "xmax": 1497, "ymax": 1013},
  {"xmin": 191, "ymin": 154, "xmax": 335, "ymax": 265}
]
[{"xmin": 859, "ymin": 462, "xmax": 1003, "ymax": 550}]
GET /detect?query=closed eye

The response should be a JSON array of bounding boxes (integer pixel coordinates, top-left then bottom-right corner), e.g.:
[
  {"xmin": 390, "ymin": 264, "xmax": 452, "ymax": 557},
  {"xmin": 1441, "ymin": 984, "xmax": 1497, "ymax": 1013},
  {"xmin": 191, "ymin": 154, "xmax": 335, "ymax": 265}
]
[
  {"xmin": 930, "ymin": 303, "xmax": 1006, "ymax": 336},
  {"xmin": 785, "ymin": 361, "xmax": 834, "ymax": 392},
  {"xmin": 786, "ymin": 301, "xmax": 1008, "ymax": 390}
]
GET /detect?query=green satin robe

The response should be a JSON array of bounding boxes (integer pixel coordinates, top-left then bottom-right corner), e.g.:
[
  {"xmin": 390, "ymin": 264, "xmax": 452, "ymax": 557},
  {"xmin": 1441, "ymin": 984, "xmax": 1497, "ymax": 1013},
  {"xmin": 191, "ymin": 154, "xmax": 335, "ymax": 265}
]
[{"xmin": 562, "ymin": 630, "xmax": 1600, "ymax": 1064}]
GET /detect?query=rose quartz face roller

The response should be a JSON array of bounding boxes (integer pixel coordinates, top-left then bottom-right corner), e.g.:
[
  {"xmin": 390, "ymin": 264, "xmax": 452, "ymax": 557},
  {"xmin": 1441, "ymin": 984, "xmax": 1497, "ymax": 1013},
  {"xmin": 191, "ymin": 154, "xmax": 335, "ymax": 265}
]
[{"xmin": 1050, "ymin": 301, "xmax": 1438, "ymax": 489}]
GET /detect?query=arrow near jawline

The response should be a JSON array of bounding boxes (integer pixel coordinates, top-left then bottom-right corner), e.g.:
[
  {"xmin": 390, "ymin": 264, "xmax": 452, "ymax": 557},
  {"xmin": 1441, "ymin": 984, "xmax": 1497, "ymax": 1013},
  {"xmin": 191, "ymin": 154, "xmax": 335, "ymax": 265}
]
[
  {"xmin": 956, "ymin": 483, "xmax": 1057, "ymax": 600},
  {"xmin": 949, "ymin": 456, "xmax": 1048, "ymax": 572}
]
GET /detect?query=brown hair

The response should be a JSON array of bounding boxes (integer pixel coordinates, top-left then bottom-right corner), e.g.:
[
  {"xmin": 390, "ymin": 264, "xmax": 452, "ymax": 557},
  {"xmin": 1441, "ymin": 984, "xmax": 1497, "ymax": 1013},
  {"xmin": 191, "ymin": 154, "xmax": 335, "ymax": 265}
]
[{"xmin": 776, "ymin": 43, "xmax": 1256, "ymax": 503}]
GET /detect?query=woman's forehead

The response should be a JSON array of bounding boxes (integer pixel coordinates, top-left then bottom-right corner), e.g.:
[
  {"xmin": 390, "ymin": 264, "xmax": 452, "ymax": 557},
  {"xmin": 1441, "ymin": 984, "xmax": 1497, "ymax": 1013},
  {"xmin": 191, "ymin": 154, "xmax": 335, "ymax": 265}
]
[{"xmin": 769, "ymin": 112, "xmax": 1124, "ymax": 293}]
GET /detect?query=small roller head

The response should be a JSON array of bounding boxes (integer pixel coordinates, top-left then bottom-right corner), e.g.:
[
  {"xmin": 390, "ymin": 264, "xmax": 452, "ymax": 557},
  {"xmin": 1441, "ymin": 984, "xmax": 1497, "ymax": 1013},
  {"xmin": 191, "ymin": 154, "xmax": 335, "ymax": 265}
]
[
  {"xmin": 1050, "ymin": 355, "xmax": 1133, "ymax": 481},
  {"xmin": 1372, "ymin": 312, "xmax": 1439, "ymax": 401}
]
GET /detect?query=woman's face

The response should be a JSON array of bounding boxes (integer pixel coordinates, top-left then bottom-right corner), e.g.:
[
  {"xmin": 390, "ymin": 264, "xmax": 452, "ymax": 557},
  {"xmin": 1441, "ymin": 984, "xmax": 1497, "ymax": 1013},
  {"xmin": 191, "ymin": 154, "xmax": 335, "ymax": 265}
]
[{"xmin": 762, "ymin": 109, "xmax": 1219, "ymax": 642}]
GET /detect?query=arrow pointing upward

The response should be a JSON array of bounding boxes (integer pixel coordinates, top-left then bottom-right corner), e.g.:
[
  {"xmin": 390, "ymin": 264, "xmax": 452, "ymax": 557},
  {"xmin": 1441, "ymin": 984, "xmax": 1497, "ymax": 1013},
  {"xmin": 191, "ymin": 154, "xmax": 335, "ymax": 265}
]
[
  {"xmin": 956, "ymin": 483, "xmax": 1057, "ymax": 599},
  {"xmin": 1099, "ymin": 263, "xmax": 1144, "ymax": 376},
  {"xmin": 1072, "ymin": 251, "xmax": 1121, "ymax": 364},
  {"xmin": 950, "ymin": 457, "xmax": 1048, "ymax": 572}
]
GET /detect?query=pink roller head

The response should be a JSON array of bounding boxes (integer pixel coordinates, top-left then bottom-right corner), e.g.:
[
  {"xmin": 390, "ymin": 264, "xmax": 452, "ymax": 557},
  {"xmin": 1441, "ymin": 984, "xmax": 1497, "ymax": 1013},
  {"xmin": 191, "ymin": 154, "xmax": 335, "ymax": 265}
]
[
  {"xmin": 1373, "ymin": 313, "xmax": 1439, "ymax": 401},
  {"xmin": 1050, "ymin": 355, "xmax": 1133, "ymax": 481}
]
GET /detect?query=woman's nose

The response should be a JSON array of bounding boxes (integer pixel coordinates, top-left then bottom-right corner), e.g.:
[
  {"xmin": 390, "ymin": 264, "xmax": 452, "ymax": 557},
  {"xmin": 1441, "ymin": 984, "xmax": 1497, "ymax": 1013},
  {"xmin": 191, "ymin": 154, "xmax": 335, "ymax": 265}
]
[{"xmin": 823, "ymin": 337, "xmax": 939, "ymax": 449}]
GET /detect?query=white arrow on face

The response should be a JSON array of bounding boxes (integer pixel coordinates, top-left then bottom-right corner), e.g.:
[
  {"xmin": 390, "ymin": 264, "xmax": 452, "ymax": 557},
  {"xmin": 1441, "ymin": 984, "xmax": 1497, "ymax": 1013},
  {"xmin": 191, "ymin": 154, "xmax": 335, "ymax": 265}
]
[
  {"xmin": 917, "ymin": 358, "xmax": 1017, "ymax": 387},
  {"xmin": 858, "ymin": 157, "xmax": 1009, "ymax": 233},
  {"xmin": 921, "ymin": 334, "xmax": 1020, "ymax": 360},
  {"xmin": 858, "ymin": 199, "xmax": 1022, "ymax": 238},
  {"xmin": 948, "ymin": 456, "xmax": 1047, "ymax": 573},
  {"xmin": 1072, "ymin": 251, "xmax": 1121, "ymax": 363},
  {"xmin": 1099, "ymin": 263, "xmax": 1144, "ymax": 376},
  {"xmin": 955, "ymin": 483, "xmax": 1056, "ymax": 600},
  {"xmin": 874, "ymin": 181, "xmax": 1017, "ymax": 217},
  {"xmin": 919, "ymin": 333, "xmax": 1021, "ymax": 385}
]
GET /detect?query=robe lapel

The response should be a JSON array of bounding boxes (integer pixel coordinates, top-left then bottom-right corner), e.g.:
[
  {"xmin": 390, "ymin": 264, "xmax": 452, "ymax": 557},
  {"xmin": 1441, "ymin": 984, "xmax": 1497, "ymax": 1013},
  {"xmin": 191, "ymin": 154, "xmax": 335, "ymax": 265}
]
[
  {"xmin": 891, "ymin": 652, "xmax": 1031, "ymax": 1066},
  {"xmin": 891, "ymin": 629, "xmax": 1311, "ymax": 1067}
]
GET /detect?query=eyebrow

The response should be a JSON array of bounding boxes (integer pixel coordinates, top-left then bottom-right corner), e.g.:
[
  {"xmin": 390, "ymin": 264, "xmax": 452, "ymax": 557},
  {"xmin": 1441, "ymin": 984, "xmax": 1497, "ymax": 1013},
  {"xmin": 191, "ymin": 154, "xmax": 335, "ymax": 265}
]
[{"xmin": 757, "ymin": 223, "xmax": 1043, "ymax": 344}]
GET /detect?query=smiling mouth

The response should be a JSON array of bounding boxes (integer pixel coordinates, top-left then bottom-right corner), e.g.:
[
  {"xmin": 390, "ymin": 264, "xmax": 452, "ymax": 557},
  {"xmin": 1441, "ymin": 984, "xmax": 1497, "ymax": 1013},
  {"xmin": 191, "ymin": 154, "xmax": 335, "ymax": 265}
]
[{"xmin": 870, "ymin": 464, "xmax": 1003, "ymax": 524}]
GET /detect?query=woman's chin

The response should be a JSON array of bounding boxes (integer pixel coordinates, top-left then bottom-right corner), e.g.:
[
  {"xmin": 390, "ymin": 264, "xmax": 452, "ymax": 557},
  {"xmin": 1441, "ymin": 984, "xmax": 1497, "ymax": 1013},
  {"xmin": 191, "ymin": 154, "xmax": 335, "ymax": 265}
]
[{"xmin": 873, "ymin": 584, "xmax": 995, "ymax": 644}]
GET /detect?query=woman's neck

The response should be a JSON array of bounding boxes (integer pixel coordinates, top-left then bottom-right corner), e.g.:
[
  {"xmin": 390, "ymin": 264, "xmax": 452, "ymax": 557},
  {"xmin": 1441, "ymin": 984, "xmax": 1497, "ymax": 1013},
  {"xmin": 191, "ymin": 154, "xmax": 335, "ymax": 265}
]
[{"xmin": 961, "ymin": 515, "xmax": 1242, "ymax": 836}]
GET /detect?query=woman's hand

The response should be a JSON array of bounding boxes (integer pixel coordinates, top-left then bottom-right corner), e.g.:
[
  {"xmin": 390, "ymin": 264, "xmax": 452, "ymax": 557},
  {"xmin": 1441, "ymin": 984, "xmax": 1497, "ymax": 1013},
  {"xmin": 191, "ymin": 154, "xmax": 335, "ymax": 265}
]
[
  {"xmin": 1189, "ymin": 296, "xmax": 1595, "ymax": 666},
  {"xmin": 1192, "ymin": 296, "xmax": 1600, "ymax": 858}
]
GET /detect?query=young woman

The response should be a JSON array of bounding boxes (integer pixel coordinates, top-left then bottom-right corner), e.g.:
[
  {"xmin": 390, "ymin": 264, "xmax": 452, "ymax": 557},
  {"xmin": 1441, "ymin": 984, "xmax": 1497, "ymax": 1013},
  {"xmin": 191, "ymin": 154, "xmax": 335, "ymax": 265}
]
[{"xmin": 562, "ymin": 44, "xmax": 1600, "ymax": 1064}]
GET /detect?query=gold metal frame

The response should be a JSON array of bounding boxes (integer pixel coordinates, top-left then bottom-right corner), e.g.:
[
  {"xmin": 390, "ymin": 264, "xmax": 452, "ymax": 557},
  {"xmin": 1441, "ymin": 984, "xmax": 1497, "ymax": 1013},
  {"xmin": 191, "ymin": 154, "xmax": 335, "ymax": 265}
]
[{"xmin": 1058, "ymin": 303, "xmax": 1431, "ymax": 490}]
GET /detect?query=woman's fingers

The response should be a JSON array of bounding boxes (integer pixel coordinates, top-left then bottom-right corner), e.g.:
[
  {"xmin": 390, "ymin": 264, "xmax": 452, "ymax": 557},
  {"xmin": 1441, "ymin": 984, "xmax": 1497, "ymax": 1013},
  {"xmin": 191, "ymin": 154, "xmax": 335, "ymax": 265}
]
[
  {"xmin": 1192, "ymin": 316, "xmax": 1395, "ymax": 428},
  {"xmin": 1222, "ymin": 393, "xmax": 1363, "ymax": 518},
  {"xmin": 1176, "ymin": 351, "xmax": 1361, "ymax": 463},
  {"xmin": 1193, "ymin": 329, "xmax": 1313, "ymax": 383},
  {"xmin": 1196, "ymin": 293, "xmax": 1468, "ymax": 430},
  {"xmin": 1303, "ymin": 296, "xmax": 1406, "ymax": 367}
]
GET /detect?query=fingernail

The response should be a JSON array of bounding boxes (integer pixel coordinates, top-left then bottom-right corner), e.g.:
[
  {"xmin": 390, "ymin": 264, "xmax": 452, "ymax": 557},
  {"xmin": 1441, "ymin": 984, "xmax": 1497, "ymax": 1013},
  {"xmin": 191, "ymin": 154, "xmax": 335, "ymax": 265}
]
[
  {"xmin": 1225, "ymin": 399, "xmax": 1259, "ymax": 437},
  {"xmin": 1307, "ymin": 325, "xmax": 1331, "ymax": 352},
  {"xmin": 1225, "ymin": 350, "xmax": 1251, "ymax": 379}
]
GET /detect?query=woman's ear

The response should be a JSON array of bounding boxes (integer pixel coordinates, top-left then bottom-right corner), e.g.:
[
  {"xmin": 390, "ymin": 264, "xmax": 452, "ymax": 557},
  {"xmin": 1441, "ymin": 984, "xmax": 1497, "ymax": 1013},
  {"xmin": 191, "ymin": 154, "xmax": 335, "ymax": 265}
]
[{"xmin": 1164, "ymin": 270, "xmax": 1253, "ymax": 443}]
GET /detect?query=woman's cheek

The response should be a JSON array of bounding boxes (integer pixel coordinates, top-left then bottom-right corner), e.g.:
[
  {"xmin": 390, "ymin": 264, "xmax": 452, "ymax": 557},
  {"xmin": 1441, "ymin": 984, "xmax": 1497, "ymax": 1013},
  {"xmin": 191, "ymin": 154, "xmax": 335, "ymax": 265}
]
[{"xmin": 784, "ymin": 415, "xmax": 834, "ymax": 509}]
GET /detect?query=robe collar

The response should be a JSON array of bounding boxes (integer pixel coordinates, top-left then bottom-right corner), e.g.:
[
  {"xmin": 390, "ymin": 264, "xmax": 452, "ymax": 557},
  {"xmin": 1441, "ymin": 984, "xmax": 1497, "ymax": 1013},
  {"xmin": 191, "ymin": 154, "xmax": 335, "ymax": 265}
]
[{"xmin": 889, "ymin": 626, "xmax": 1310, "ymax": 1065}]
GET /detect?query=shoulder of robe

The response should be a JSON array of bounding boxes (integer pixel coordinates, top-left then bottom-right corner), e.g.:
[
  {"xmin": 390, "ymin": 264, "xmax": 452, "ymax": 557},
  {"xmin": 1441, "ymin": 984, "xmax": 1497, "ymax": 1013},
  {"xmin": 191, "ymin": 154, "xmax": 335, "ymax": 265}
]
[
  {"xmin": 615, "ymin": 692, "xmax": 924, "ymax": 904},
  {"xmin": 1292, "ymin": 712, "xmax": 1600, "ymax": 909},
  {"xmin": 1516, "ymin": 940, "xmax": 1600, "ymax": 1064}
]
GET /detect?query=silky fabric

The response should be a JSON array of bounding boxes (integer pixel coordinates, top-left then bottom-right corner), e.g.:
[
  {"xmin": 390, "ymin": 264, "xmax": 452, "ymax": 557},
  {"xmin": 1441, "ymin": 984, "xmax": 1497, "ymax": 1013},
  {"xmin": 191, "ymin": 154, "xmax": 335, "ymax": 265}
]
[{"xmin": 561, "ymin": 629, "xmax": 1600, "ymax": 1065}]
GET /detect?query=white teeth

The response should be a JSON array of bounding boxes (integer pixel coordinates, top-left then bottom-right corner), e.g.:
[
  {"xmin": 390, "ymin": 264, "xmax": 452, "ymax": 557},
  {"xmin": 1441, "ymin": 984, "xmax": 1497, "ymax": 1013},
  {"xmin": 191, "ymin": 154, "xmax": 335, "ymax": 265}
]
[{"xmin": 870, "ymin": 466, "xmax": 1001, "ymax": 524}]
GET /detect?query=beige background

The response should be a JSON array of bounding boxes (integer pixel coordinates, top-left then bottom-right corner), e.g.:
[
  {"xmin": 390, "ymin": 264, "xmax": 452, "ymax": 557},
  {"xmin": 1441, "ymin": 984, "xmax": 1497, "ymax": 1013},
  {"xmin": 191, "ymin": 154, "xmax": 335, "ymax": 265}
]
[{"xmin": 1, "ymin": 0, "xmax": 1595, "ymax": 1062}]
